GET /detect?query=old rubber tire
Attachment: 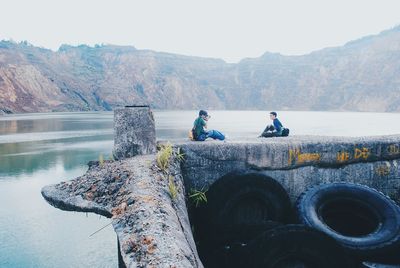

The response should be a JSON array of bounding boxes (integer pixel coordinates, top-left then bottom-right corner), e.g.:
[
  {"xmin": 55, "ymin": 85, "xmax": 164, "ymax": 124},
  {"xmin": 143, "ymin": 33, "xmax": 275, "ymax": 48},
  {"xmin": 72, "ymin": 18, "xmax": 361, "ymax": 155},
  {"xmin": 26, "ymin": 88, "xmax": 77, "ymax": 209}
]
[
  {"xmin": 195, "ymin": 172, "xmax": 292, "ymax": 267},
  {"xmin": 202, "ymin": 171, "xmax": 292, "ymax": 226},
  {"xmin": 247, "ymin": 224, "xmax": 354, "ymax": 268},
  {"xmin": 206, "ymin": 222, "xmax": 283, "ymax": 268},
  {"xmin": 212, "ymin": 220, "xmax": 282, "ymax": 246},
  {"xmin": 296, "ymin": 182, "xmax": 400, "ymax": 262},
  {"xmin": 361, "ymin": 262, "xmax": 400, "ymax": 268},
  {"xmin": 203, "ymin": 221, "xmax": 282, "ymax": 268}
]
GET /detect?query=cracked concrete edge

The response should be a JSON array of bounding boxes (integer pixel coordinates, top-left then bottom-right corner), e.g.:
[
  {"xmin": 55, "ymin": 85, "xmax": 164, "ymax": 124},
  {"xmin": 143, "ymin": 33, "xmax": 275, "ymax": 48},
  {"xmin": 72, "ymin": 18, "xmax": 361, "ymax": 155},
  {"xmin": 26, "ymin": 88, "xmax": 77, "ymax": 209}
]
[
  {"xmin": 174, "ymin": 135, "xmax": 400, "ymax": 171},
  {"xmin": 41, "ymin": 184, "xmax": 112, "ymax": 217},
  {"xmin": 41, "ymin": 155, "xmax": 203, "ymax": 268}
]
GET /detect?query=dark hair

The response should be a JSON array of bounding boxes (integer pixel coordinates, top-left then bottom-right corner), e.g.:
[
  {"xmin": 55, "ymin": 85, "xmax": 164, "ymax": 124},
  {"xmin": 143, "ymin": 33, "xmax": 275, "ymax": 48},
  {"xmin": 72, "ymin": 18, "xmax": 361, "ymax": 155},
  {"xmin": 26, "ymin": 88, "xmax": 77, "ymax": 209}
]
[
  {"xmin": 199, "ymin": 110, "xmax": 208, "ymax": 116},
  {"xmin": 270, "ymin": 111, "xmax": 277, "ymax": 117}
]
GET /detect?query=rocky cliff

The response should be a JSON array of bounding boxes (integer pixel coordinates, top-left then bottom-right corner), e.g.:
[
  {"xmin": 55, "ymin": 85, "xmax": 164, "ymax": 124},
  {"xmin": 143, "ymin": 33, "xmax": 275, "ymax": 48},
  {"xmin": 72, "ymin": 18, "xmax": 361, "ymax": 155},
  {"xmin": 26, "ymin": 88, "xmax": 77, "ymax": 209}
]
[{"xmin": 1, "ymin": 26, "xmax": 400, "ymax": 113}]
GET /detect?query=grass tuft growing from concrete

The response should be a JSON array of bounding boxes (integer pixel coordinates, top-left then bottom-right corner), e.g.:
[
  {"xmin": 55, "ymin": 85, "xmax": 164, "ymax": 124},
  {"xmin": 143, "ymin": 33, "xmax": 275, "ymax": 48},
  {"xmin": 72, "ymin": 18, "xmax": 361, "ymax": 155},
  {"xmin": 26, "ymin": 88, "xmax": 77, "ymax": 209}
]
[
  {"xmin": 99, "ymin": 153, "xmax": 104, "ymax": 166},
  {"xmin": 168, "ymin": 175, "xmax": 178, "ymax": 200},
  {"xmin": 189, "ymin": 189, "xmax": 207, "ymax": 207},
  {"xmin": 175, "ymin": 147, "xmax": 185, "ymax": 162},
  {"xmin": 156, "ymin": 143, "xmax": 173, "ymax": 171}
]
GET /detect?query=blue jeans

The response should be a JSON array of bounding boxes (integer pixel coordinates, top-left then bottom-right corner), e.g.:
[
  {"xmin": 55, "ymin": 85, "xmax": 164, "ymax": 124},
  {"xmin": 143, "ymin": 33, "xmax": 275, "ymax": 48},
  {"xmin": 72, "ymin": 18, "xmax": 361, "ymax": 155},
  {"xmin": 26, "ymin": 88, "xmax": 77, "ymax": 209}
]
[
  {"xmin": 196, "ymin": 130, "xmax": 225, "ymax": 141},
  {"xmin": 207, "ymin": 130, "xmax": 225, "ymax": 140}
]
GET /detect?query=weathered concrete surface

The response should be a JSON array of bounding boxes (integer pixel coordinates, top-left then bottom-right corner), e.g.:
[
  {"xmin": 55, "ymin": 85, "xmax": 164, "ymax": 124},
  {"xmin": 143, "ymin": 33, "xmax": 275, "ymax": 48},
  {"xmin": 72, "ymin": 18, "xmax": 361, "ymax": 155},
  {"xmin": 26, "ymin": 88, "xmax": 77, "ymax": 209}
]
[
  {"xmin": 42, "ymin": 134, "xmax": 400, "ymax": 267},
  {"xmin": 113, "ymin": 107, "xmax": 156, "ymax": 160},
  {"xmin": 42, "ymin": 155, "xmax": 202, "ymax": 268},
  {"xmin": 174, "ymin": 135, "xmax": 400, "ymax": 203}
]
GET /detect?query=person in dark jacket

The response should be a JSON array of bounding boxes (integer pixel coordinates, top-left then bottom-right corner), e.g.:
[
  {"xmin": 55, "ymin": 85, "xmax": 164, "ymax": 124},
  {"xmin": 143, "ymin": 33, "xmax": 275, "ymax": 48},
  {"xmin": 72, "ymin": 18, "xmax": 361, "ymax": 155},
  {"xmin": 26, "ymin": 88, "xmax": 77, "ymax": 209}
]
[
  {"xmin": 192, "ymin": 110, "xmax": 225, "ymax": 141},
  {"xmin": 260, "ymin": 111, "xmax": 285, "ymax": 138}
]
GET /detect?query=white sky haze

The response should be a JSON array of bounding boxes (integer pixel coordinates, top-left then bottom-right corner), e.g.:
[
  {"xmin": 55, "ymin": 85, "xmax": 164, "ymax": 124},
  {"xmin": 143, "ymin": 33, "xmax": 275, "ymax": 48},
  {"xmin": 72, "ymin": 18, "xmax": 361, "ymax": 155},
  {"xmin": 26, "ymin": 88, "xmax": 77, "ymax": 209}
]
[{"xmin": 1, "ymin": 0, "xmax": 400, "ymax": 62}]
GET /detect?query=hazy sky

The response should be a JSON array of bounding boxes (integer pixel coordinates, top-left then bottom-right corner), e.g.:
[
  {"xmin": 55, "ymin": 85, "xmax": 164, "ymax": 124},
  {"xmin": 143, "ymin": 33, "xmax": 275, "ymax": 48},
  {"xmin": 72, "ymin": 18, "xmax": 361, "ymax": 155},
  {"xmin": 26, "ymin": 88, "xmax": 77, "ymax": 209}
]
[{"xmin": 1, "ymin": 0, "xmax": 399, "ymax": 62}]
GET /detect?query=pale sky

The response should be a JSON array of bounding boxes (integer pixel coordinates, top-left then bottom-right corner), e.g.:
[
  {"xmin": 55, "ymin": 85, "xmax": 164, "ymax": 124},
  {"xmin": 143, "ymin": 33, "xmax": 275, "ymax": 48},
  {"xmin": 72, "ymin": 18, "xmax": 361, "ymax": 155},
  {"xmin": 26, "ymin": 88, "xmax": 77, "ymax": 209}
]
[{"xmin": 1, "ymin": 0, "xmax": 399, "ymax": 62}]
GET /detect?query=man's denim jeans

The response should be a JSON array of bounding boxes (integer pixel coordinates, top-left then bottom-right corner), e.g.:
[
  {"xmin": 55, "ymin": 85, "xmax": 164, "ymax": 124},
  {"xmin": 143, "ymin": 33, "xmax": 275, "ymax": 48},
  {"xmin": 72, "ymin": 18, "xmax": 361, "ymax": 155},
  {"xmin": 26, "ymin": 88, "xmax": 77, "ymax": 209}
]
[
  {"xmin": 207, "ymin": 130, "xmax": 225, "ymax": 140},
  {"xmin": 196, "ymin": 130, "xmax": 225, "ymax": 141}
]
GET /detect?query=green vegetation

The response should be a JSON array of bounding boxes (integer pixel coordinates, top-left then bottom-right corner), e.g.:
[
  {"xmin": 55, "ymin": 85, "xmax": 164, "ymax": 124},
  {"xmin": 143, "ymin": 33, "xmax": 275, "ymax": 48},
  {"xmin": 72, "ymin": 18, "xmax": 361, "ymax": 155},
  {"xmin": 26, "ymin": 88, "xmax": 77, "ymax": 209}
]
[
  {"xmin": 175, "ymin": 147, "xmax": 185, "ymax": 162},
  {"xmin": 189, "ymin": 189, "xmax": 208, "ymax": 207},
  {"xmin": 99, "ymin": 153, "xmax": 104, "ymax": 166},
  {"xmin": 168, "ymin": 175, "xmax": 178, "ymax": 200},
  {"xmin": 156, "ymin": 143, "xmax": 173, "ymax": 171},
  {"xmin": 155, "ymin": 143, "xmax": 184, "ymax": 201}
]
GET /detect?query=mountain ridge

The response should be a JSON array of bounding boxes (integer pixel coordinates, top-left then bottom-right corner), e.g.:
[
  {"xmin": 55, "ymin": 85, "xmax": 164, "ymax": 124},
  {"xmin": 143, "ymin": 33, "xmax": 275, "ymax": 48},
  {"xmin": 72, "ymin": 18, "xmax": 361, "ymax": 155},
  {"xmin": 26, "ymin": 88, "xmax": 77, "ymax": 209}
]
[{"xmin": 1, "ymin": 26, "xmax": 400, "ymax": 113}]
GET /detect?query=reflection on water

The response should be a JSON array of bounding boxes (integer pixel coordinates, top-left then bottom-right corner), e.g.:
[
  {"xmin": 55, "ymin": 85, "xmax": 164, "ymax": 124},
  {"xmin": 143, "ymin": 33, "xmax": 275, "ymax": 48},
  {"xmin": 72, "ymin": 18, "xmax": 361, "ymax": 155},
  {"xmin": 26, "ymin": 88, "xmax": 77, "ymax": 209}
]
[
  {"xmin": 0, "ymin": 112, "xmax": 116, "ymax": 268},
  {"xmin": 0, "ymin": 112, "xmax": 113, "ymax": 134},
  {"xmin": 0, "ymin": 166, "xmax": 116, "ymax": 268},
  {"xmin": 1, "ymin": 110, "xmax": 400, "ymax": 267},
  {"xmin": 0, "ymin": 130, "xmax": 113, "ymax": 144},
  {"xmin": 0, "ymin": 139, "xmax": 113, "ymax": 177}
]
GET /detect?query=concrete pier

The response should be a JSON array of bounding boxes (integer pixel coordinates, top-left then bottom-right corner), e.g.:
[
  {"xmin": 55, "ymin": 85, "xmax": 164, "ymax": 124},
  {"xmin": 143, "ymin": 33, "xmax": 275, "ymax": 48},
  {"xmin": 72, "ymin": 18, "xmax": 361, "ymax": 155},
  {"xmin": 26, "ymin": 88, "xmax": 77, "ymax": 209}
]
[{"xmin": 41, "ymin": 109, "xmax": 400, "ymax": 267}]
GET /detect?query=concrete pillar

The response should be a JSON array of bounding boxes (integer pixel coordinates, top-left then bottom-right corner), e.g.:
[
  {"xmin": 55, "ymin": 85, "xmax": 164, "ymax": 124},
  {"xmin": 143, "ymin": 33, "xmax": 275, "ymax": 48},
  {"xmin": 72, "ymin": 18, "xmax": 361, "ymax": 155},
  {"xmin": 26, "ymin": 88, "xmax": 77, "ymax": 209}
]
[{"xmin": 113, "ymin": 105, "xmax": 156, "ymax": 159}]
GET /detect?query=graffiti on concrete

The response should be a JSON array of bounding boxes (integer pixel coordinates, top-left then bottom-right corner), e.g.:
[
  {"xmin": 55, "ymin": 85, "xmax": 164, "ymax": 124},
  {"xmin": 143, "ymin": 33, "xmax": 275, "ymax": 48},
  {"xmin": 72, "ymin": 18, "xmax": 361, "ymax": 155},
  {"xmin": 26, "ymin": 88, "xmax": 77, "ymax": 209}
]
[
  {"xmin": 289, "ymin": 149, "xmax": 321, "ymax": 165},
  {"xmin": 336, "ymin": 147, "xmax": 370, "ymax": 163},
  {"xmin": 388, "ymin": 144, "xmax": 400, "ymax": 155},
  {"xmin": 375, "ymin": 164, "xmax": 390, "ymax": 176},
  {"xmin": 354, "ymin": 147, "xmax": 370, "ymax": 160},
  {"xmin": 337, "ymin": 151, "xmax": 350, "ymax": 162}
]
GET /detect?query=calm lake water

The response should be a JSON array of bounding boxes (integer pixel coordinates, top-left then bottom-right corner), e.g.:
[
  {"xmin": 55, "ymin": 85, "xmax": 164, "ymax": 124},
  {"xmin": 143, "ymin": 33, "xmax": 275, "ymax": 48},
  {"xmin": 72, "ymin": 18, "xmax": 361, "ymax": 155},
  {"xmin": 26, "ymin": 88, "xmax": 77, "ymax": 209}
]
[{"xmin": 1, "ymin": 110, "xmax": 400, "ymax": 267}]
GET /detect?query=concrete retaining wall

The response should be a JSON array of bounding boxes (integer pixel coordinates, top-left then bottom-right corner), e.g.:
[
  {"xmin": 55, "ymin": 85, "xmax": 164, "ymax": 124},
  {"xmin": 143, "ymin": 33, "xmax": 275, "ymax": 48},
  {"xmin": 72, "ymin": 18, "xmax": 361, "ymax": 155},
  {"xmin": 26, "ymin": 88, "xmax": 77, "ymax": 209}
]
[{"xmin": 176, "ymin": 136, "xmax": 400, "ymax": 203}]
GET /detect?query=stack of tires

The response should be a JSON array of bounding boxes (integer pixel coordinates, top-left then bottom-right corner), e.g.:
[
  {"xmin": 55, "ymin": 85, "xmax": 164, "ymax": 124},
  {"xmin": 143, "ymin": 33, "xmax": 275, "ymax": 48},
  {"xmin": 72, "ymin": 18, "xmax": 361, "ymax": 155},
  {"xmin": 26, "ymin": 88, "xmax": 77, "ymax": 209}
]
[{"xmin": 193, "ymin": 172, "xmax": 400, "ymax": 268}]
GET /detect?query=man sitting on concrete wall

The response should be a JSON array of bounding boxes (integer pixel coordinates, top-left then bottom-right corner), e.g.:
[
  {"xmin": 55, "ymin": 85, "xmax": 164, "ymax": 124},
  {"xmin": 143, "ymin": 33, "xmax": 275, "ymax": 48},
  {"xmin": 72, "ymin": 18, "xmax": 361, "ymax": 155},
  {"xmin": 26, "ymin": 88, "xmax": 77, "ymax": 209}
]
[
  {"xmin": 192, "ymin": 110, "xmax": 225, "ymax": 141},
  {"xmin": 260, "ymin": 111, "xmax": 289, "ymax": 138}
]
